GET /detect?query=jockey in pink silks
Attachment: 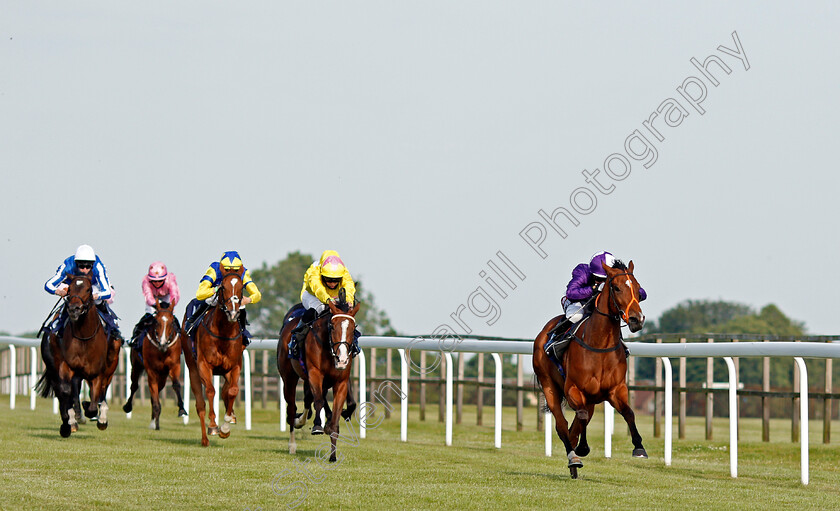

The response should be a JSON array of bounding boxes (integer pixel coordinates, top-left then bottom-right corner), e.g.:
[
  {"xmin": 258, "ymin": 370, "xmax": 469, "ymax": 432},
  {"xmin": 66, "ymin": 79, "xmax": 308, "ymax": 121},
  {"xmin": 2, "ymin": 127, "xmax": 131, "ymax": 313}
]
[{"xmin": 129, "ymin": 261, "xmax": 181, "ymax": 349}]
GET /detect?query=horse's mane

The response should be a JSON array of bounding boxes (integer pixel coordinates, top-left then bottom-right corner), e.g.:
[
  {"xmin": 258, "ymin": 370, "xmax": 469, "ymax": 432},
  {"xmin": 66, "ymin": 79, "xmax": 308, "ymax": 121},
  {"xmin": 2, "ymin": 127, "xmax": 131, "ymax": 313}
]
[{"xmin": 612, "ymin": 259, "xmax": 627, "ymax": 271}]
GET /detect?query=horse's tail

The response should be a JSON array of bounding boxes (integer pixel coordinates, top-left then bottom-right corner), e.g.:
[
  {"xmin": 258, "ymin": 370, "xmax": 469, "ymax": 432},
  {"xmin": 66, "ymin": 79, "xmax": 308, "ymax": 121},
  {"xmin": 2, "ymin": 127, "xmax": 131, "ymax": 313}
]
[{"xmin": 35, "ymin": 335, "xmax": 57, "ymax": 398}]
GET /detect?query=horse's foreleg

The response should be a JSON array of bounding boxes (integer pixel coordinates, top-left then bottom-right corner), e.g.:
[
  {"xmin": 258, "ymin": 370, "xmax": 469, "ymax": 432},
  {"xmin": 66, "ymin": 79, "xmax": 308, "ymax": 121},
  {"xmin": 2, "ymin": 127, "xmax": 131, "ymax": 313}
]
[
  {"xmin": 309, "ymin": 375, "xmax": 326, "ymax": 436},
  {"xmin": 183, "ymin": 334, "xmax": 209, "ymax": 446},
  {"xmin": 326, "ymin": 379, "xmax": 349, "ymax": 462},
  {"xmin": 341, "ymin": 377, "xmax": 357, "ymax": 421},
  {"xmin": 169, "ymin": 364, "xmax": 188, "ymax": 417},
  {"xmin": 219, "ymin": 366, "xmax": 241, "ymax": 439},
  {"xmin": 608, "ymin": 384, "xmax": 647, "ymax": 458},
  {"xmin": 196, "ymin": 359, "xmax": 217, "ymax": 440},
  {"xmin": 569, "ymin": 403, "xmax": 595, "ymax": 458},
  {"xmin": 56, "ymin": 374, "xmax": 74, "ymax": 438},
  {"xmin": 148, "ymin": 372, "xmax": 163, "ymax": 430},
  {"xmin": 303, "ymin": 380, "xmax": 315, "ymax": 425}
]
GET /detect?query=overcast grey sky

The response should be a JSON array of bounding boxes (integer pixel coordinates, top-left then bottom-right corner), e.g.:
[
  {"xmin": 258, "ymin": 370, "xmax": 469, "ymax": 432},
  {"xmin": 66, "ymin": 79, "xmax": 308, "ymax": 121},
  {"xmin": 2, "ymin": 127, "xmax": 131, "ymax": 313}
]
[{"xmin": 2, "ymin": 2, "xmax": 839, "ymax": 339}]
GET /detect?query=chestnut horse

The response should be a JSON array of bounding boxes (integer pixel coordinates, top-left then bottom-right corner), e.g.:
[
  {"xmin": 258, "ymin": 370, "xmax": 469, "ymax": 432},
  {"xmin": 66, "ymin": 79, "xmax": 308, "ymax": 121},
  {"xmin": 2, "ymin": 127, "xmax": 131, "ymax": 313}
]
[
  {"xmin": 277, "ymin": 289, "xmax": 359, "ymax": 461},
  {"xmin": 123, "ymin": 299, "xmax": 188, "ymax": 429},
  {"xmin": 36, "ymin": 274, "xmax": 121, "ymax": 437},
  {"xmin": 182, "ymin": 268, "xmax": 246, "ymax": 446},
  {"xmin": 533, "ymin": 260, "xmax": 647, "ymax": 479}
]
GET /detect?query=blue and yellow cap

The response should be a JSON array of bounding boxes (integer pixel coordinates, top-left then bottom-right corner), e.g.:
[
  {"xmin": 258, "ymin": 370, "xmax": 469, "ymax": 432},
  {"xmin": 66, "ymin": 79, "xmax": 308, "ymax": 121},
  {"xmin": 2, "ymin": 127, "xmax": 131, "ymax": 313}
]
[{"xmin": 220, "ymin": 250, "xmax": 243, "ymax": 270}]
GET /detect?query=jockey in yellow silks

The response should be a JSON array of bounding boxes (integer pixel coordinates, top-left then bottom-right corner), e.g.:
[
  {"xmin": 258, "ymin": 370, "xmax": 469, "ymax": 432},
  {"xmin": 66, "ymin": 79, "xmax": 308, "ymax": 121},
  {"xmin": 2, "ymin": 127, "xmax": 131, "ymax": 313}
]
[
  {"xmin": 183, "ymin": 250, "xmax": 261, "ymax": 346},
  {"xmin": 289, "ymin": 250, "xmax": 360, "ymax": 357}
]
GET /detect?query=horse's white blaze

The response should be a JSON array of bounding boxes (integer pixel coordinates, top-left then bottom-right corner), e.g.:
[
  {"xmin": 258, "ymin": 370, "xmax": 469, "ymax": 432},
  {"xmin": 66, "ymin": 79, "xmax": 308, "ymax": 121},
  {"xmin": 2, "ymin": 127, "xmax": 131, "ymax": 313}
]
[
  {"xmin": 337, "ymin": 319, "xmax": 351, "ymax": 366},
  {"xmin": 625, "ymin": 279, "xmax": 632, "ymax": 288},
  {"xmin": 76, "ymin": 280, "xmax": 83, "ymax": 286}
]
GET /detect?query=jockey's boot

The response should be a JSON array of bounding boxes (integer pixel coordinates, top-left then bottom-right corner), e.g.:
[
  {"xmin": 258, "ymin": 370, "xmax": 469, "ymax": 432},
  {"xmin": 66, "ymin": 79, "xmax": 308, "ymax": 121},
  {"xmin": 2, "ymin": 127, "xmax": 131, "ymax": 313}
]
[
  {"xmin": 290, "ymin": 308, "xmax": 317, "ymax": 358},
  {"xmin": 351, "ymin": 329, "xmax": 362, "ymax": 356},
  {"xmin": 97, "ymin": 302, "xmax": 124, "ymax": 343},
  {"xmin": 238, "ymin": 310, "xmax": 251, "ymax": 347},
  {"xmin": 183, "ymin": 301, "xmax": 210, "ymax": 336}
]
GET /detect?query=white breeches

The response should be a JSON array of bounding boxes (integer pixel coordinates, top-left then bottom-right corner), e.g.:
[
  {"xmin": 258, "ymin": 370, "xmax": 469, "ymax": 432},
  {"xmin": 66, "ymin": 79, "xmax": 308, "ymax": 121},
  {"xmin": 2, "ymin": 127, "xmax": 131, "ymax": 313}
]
[
  {"xmin": 301, "ymin": 291, "xmax": 326, "ymax": 314},
  {"xmin": 563, "ymin": 298, "xmax": 585, "ymax": 323}
]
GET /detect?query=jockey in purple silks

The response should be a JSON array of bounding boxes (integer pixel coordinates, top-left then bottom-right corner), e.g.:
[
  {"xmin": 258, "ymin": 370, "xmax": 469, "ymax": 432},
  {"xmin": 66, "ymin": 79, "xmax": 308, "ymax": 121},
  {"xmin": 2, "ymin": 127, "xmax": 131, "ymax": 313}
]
[{"xmin": 553, "ymin": 251, "xmax": 647, "ymax": 347}]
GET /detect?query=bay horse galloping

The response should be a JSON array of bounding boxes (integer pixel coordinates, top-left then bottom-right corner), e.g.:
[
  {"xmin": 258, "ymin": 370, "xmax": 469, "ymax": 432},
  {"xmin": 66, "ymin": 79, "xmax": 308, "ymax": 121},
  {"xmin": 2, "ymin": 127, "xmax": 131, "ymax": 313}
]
[
  {"xmin": 533, "ymin": 260, "xmax": 647, "ymax": 479},
  {"xmin": 277, "ymin": 288, "xmax": 359, "ymax": 460},
  {"xmin": 123, "ymin": 299, "xmax": 188, "ymax": 429},
  {"xmin": 182, "ymin": 268, "xmax": 246, "ymax": 446},
  {"xmin": 36, "ymin": 275, "xmax": 121, "ymax": 437}
]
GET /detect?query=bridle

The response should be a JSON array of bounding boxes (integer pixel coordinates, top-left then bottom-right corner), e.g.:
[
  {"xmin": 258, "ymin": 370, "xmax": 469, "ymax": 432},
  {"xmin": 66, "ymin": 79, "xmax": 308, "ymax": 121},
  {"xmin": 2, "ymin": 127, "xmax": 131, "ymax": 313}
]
[
  {"xmin": 200, "ymin": 272, "xmax": 244, "ymax": 342},
  {"xmin": 592, "ymin": 271, "xmax": 639, "ymax": 325},
  {"xmin": 64, "ymin": 276, "xmax": 100, "ymax": 341},
  {"xmin": 147, "ymin": 312, "xmax": 179, "ymax": 351},
  {"xmin": 217, "ymin": 271, "xmax": 244, "ymax": 319},
  {"xmin": 575, "ymin": 270, "xmax": 639, "ymax": 354},
  {"xmin": 327, "ymin": 313, "xmax": 356, "ymax": 362}
]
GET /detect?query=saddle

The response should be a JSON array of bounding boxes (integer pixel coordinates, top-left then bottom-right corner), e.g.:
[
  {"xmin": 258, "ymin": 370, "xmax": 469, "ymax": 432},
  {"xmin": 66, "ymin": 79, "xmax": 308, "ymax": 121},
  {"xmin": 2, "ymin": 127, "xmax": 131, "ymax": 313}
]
[{"xmin": 544, "ymin": 319, "xmax": 584, "ymax": 365}]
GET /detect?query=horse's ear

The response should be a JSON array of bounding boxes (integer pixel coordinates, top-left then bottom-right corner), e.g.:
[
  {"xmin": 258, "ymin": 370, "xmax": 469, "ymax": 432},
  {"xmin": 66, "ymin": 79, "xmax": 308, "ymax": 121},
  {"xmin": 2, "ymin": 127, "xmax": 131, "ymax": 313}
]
[
  {"xmin": 338, "ymin": 287, "xmax": 346, "ymax": 304},
  {"xmin": 628, "ymin": 260, "xmax": 634, "ymax": 273},
  {"xmin": 328, "ymin": 299, "xmax": 340, "ymax": 314},
  {"xmin": 350, "ymin": 300, "xmax": 361, "ymax": 315},
  {"xmin": 602, "ymin": 260, "xmax": 616, "ymax": 276}
]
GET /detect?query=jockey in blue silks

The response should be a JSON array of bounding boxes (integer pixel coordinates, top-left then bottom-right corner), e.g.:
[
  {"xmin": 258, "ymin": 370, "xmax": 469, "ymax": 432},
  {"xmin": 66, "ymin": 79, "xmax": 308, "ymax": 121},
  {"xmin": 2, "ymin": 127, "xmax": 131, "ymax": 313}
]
[
  {"xmin": 552, "ymin": 251, "xmax": 647, "ymax": 348},
  {"xmin": 43, "ymin": 244, "xmax": 123, "ymax": 341}
]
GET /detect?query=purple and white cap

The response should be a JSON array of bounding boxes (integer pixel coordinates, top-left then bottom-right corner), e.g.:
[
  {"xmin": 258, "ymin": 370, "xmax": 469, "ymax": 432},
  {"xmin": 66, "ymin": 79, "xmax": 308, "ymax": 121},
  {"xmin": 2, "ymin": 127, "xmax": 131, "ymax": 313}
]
[{"xmin": 588, "ymin": 251, "xmax": 616, "ymax": 278}]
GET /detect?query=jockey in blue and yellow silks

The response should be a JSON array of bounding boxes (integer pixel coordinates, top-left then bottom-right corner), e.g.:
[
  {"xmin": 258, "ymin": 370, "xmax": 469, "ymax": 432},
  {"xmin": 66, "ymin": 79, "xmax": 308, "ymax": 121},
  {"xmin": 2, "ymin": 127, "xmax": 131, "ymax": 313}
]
[
  {"xmin": 183, "ymin": 251, "xmax": 261, "ymax": 346},
  {"xmin": 43, "ymin": 244, "xmax": 123, "ymax": 341},
  {"xmin": 289, "ymin": 250, "xmax": 360, "ymax": 358}
]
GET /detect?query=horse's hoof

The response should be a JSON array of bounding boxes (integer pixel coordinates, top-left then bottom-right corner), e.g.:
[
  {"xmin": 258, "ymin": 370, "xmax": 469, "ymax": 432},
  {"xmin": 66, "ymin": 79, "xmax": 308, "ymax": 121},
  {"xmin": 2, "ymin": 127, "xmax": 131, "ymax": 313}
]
[
  {"xmin": 329, "ymin": 454, "xmax": 337, "ymax": 463},
  {"xmin": 289, "ymin": 445, "xmax": 296, "ymax": 455},
  {"xmin": 568, "ymin": 456, "xmax": 583, "ymax": 469},
  {"xmin": 311, "ymin": 425, "xmax": 324, "ymax": 435},
  {"xmin": 632, "ymin": 448, "xmax": 648, "ymax": 459},
  {"xmin": 149, "ymin": 421, "xmax": 157, "ymax": 430},
  {"xmin": 201, "ymin": 437, "xmax": 209, "ymax": 447},
  {"xmin": 97, "ymin": 420, "xmax": 108, "ymax": 431},
  {"xmin": 77, "ymin": 415, "xmax": 87, "ymax": 424},
  {"xmin": 122, "ymin": 403, "xmax": 132, "ymax": 413},
  {"xmin": 576, "ymin": 444, "xmax": 590, "ymax": 458},
  {"xmin": 219, "ymin": 429, "xmax": 231, "ymax": 439},
  {"xmin": 570, "ymin": 467, "xmax": 579, "ymax": 479},
  {"xmin": 60, "ymin": 424, "xmax": 72, "ymax": 438},
  {"xmin": 70, "ymin": 423, "xmax": 78, "ymax": 433},
  {"xmin": 208, "ymin": 426, "xmax": 219, "ymax": 436},
  {"xmin": 178, "ymin": 408, "xmax": 188, "ymax": 417}
]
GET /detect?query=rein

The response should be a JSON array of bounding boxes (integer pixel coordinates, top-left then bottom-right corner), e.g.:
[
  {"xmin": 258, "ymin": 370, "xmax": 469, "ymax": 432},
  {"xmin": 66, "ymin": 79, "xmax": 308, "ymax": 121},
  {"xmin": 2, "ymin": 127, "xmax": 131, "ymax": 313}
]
[{"xmin": 200, "ymin": 308, "xmax": 243, "ymax": 342}]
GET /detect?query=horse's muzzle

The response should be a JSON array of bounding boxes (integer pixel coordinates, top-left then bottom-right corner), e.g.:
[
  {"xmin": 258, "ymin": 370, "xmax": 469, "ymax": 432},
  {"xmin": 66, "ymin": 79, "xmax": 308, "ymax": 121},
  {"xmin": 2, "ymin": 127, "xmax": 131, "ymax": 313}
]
[
  {"xmin": 627, "ymin": 315, "xmax": 644, "ymax": 333},
  {"xmin": 68, "ymin": 306, "xmax": 83, "ymax": 322}
]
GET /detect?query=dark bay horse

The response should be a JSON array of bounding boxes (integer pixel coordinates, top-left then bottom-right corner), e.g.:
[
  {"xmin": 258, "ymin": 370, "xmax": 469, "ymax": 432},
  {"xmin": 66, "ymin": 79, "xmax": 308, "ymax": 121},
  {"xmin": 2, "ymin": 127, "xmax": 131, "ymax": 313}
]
[
  {"xmin": 182, "ymin": 268, "xmax": 246, "ymax": 446},
  {"xmin": 36, "ymin": 275, "xmax": 121, "ymax": 437},
  {"xmin": 123, "ymin": 300, "xmax": 188, "ymax": 429},
  {"xmin": 533, "ymin": 260, "xmax": 647, "ymax": 479},
  {"xmin": 277, "ymin": 289, "xmax": 359, "ymax": 460}
]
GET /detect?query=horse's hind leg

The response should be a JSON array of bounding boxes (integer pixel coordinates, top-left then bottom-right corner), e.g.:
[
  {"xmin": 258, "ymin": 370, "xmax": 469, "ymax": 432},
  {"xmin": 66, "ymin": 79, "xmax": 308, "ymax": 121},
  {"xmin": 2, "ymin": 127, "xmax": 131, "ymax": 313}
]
[
  {"xmin": 169, "ymin": 363, "xmax": 188, "ymax": 417},
  {"xmin": 340, "ymin": 378, "xmax": 356, "ymax": 421},
  {"xmin": 70, "ymin": 376, "xmax": 85, "ymax": 428},
  {"xmin": 56, "ymin": 377, "xmax": 75, "ymax": 438},
  {"xmin": 123, "ymin": 352, "xmax": 143, "ymax": 413},
  {"xmin": 608, "ymin": 384, "xmax": 647, "ymax": 458},
  {"xmin": 536, "ymin": 373, "xmax": 579, "ymax": 472}
]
